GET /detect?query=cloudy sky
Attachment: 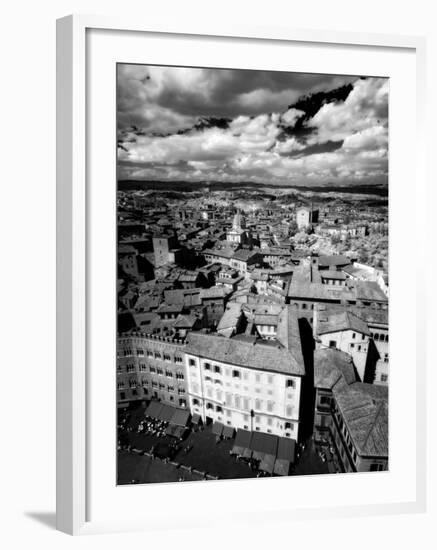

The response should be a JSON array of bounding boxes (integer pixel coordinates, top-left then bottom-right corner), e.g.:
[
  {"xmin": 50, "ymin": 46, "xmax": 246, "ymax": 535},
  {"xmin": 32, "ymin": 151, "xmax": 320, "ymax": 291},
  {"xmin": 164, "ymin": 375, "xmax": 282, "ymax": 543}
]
[{"xmin": 117, "ymin": 64, "xmax": 388, "ymax": 187}]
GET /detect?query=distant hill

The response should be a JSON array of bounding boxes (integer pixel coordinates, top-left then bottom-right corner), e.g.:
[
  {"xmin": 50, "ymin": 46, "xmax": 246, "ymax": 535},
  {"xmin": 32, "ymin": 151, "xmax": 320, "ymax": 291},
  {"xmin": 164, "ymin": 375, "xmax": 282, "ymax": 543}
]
[{"xmin": 118, "ymin": 179, "xmax": 388, "ymax": 197}]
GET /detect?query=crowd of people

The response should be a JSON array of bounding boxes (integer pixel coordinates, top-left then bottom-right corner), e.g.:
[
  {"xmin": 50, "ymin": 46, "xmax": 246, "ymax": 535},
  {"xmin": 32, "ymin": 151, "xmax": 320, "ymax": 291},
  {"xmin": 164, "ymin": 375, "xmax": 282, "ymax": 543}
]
[{"xmin": 137, "ymin": 416, "xmax": 167, "ymax": 438}]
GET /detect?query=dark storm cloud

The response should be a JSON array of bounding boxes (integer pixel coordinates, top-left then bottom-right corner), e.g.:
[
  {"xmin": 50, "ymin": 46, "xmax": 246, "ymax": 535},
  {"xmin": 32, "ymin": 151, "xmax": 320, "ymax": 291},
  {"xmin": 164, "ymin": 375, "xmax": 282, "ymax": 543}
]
[
  {"xmin": 288, "ymin": 83, "xmax": 354, "ymax": 118},
  {"xmin": 151, "ymin": 70, "xmax": 355, "ymax": 118},
  {"xmin": 117, "ymin": 64, "xmax": 357, "ymax": 131}
]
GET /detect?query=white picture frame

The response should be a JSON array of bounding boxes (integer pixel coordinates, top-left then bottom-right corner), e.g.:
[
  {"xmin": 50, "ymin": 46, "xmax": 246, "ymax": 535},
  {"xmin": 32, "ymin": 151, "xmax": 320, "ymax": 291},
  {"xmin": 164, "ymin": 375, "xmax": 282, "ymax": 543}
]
[{"xmin": 56, "ymin": 14, "xmax": 427, "ymax": 535}]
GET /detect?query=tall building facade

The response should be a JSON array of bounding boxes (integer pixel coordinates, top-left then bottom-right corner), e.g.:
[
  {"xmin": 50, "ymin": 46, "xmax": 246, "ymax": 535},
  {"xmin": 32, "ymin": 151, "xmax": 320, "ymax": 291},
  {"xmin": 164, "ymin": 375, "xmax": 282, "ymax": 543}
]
[
  {"xmin": 152, "ymin": 232, "xmax": 180, "ymax": 268},
  {"xmin": 117, "ymin": 332, "xmax": 188, "ymax": 407},
  {"xmin": 296, "ymin": 206, "xmax": 319, "ymax": 230},
  {"xmin": 184, "ymin": 307, "xmax": 306, "ymax": 440}
]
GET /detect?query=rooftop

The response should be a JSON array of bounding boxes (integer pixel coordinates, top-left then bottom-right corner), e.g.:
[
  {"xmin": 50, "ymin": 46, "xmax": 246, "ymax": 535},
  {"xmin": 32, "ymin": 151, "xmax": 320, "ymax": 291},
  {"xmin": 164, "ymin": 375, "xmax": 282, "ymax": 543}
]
[
  {"xmin": 163, "ymin": 289, "xmax": 202, "ymax": 308},
  {"xmin": 352, "ymin": 280, "xmax": 388, "ymax": 303},
  {"xmin": 186, "ymin": 307, "xmax": 305, "ymax": 376},
  {"xmin": 232, "ymin": 249, "xmax": 260, "ymax": 262},
  {"xmin": 351, "ymin": 307, "xmax": 389, "ymax": 326},
  {"xmin": 316, "ymin": 310, "xmax": 370, "ymax": 336},
  {"xmin": 333, "ymin": 382, "xmax": 388, "ymax": 457},
  {"xmin": 288, "ymin": 278, "xmax": 388, "ymax": 305},
  {"xmin": 134, "ymin": 294, "xmax": 161, "ymax": 311},
  {"xmin": 321, "ymin": 270, "xmax": 347, "ymax": 280},
  {"xmin": 288, "ymin": 281, "xmax": 344, "ymax": 302},
  {"xmin": 200, "ymin": 286, "xmax": 230, "ymax": 300},
  {"xmin": 203, "ymin": 247, "xmax": 235, "ymax": 259},
  {"xmin": 314, "ymin": 348, "xmax": 357, "ymax": 390},
  {"xmin": 156, "ymin": 303, "xmax": 184, "ymax": 314},
  {"xmin": 318, "ymin": 254, "xmax": 351, "ymax": 267},
  {"xmin": 261, "ymin": 248, "xmax": 293, "ymax": 257},
  {"xmin": 315, "ymin": 304, "xmax": 388, "ymax": 328},
  {"xmin": 251, "ymin": 270, "xmax": 269, "ymax": 282},
  {"xmin": 217, "ymin": 303, "xmax": 243, "ymax": 333},
  {"xmin": 173, "ymin": 314, "xmax": 198, "ymax": 328}
]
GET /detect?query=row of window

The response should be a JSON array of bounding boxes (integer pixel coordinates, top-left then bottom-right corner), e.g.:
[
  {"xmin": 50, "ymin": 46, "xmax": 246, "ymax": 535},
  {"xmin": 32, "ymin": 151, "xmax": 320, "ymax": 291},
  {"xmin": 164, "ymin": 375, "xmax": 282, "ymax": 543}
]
[
  {"xmin": 193, "ymin": 382, "xmax": 278, "ymax": 401},
  {"xmin": 119, "ymin": 348, "xmax": 183, "ymax": 363},
  {"xmin": 118, "ymin": 363, "xmax": 185, "ymax": 380},
  {"xmin": 203, "ymin": 362, "xmax": 222, "ymax": 374},
  {"xmin": 150, "ymin": 381, "xmax": 184, "ymax": 394},
  {"xmin": 118, "ymin": 388, "xmax": 187, "ymax": 408},
  {"xmin": 119, "ymin": 363, "xmax": 136, "ymax": 373},
  {"xmin": 192, "ymin": 400, "xmax": 295, "ymax": 432},
  {"xmin": 190, "ymin": 359, "xmax": 295, "ymax": 389},
  {"xmin": 118, "ymin": 378, "xmax": 185, "ymax": 394},
  {"xmin": 191, "ymin": 393, "xmax": 294, "ymax": 417},
  {"xmin": 371, "ymin": 332, "xmax": 389, "ymax": 342},
  {"xmin": 147, "ymin": 350, "xmax": 183, "ymax": 362},
  {"xmin": 148, "ymin": 366, "xmax": 184, "ymax": 379}
]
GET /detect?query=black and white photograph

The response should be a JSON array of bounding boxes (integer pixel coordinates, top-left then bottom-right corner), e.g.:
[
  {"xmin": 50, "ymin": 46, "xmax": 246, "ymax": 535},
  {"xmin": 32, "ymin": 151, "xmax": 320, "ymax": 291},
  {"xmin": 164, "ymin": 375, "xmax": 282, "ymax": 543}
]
[
  {"xmin": 116, "ymin": 64, "xmax": 389, "ymax": 485},
  {"xmin": 2, "ymin": 0, "xmax": 434, "ymax": 543}
]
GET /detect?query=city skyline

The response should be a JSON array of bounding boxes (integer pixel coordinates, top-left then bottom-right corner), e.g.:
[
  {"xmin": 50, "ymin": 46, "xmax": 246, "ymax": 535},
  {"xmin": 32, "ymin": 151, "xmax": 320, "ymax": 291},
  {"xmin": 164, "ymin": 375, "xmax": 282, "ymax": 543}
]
[
  {"xmin": 116, "ymin": 64, "xmax": 389, "ymax": 484},
  {"xmin": 117, "ymin": 65, "xmax": 388, "ymax": 188},
  {"xmin": 117, "ymin": 195, "xmax": 389, "ymax": 483}
]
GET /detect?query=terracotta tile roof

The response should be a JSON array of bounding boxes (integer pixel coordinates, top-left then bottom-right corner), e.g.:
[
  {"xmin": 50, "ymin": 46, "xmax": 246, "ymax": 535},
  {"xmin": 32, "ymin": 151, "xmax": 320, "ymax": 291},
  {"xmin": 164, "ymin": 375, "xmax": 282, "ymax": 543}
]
[
  {"xmin": 287, "ymin": 281, "xmax": 344, "ymax": 301},
  {"xmin": 203, "ymin": 247, "xmax": 234, "ymax": 259},
  {"xmin": 350, "ymin": 306, "xmax": 388, "ymax": 326},
  {"xmin": 186, "ymin": 307, "xmax": 305, "ymax": 376},
  {"xmin": 232, "ymin": 249, "xmax": 260, "ymax": 262},
  {"xmin": 173, "ymin": 314, "xmax": 198, "ymax": 328},
  {"xmin": 288, "ymin": 278, "xmax": 388, "ymax": 305},
  {"xmin": 333, "ymin": 382, "xmax": 388, "ymax": 457},
  {"xmin": 317, "ymin": 310, "xmax": 370, "ymax": 336},
  {"xmin": 217, "ymin": 303, "xmax": 243, "ymax": 332},
  {"xmin": 352, "ymin": 280, "xmax": 388, "ymax": 302},
  {"xmin": 314, "ymin": 348, "xmax": 357, "ymax": 389},
  {"xmin": 200, "ymin": 286, "xmax": 230, "ymax": 300},
  {"xmin": 163, "ymin": 289, "xmax": 202, "ymax": 307},
  {"xmin": 318, "ymin": 254, "xmax": 351, "ymax": 267},
  {"xmin": 316, "ymin": 304, "xmax": 388, "ymax": 327},
  {"xmin": 156, "ymin": 303, "xmax": 184, "ymax": 314}
]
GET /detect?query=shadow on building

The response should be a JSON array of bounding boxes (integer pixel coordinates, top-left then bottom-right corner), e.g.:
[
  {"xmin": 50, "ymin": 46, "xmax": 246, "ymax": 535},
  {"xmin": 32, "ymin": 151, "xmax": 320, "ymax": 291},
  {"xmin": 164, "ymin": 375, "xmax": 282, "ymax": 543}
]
[{"xmin": 298, "ymin": 317, "xmax": 316, "ymax": 442}]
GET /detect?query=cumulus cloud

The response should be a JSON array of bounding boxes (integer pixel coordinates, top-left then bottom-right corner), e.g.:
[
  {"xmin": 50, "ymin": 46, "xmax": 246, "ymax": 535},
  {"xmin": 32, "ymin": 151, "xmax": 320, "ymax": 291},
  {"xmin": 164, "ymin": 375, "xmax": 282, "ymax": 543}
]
[
  {"xmin": 281, "ymin": 108, "xmax": 305, "ymax": 126},
  {"xmin": 117, "ymin": 66, "xmax": 388, "ymax": 187},
  {"xmin": 306, "ymin": 78, "xmax": 388, "ymax": 144}
]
